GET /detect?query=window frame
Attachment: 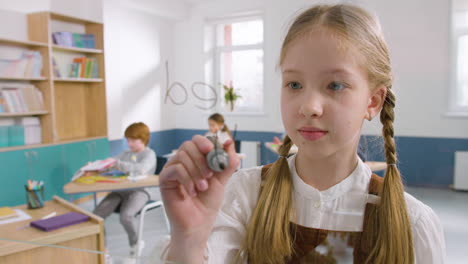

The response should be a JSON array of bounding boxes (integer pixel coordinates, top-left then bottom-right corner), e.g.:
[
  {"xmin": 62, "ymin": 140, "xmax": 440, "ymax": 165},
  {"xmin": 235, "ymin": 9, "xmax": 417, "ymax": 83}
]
[
  {"xmin": 209, "ymin": 14, "xmax": 266, "ymax": 115},
  {"xmin": 448, "ymin": 10, "xmax": 468, "ymax": 117}
]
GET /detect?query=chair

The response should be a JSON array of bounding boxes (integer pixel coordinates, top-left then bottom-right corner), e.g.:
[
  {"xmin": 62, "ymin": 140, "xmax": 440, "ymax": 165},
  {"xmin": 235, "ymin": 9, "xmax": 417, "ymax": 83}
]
[
  {"xmin": 114, "ymin": 199, "xmax": 170, "ymax": 259},
  {"xmin": 156, "ymin": 156, "xmax": 168, "ymax": 175},
  {"xmin": 234, "ymin": 140, "xmax": 241, "ymax": 153}
]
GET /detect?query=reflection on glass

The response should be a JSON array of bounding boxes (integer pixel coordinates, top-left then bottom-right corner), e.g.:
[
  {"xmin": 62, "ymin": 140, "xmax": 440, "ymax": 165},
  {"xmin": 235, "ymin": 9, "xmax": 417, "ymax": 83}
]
[{"xmin": 457, "ymin": 35, "xmax": 468, "ymax": 105}]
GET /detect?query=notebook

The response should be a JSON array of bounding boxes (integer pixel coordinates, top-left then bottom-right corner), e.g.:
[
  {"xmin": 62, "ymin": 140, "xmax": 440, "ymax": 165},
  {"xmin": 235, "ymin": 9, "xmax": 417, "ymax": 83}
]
[
  {"xmin": 0, "ymin": 207, "xmax": 17, "ymax": 220},
  {"xmin": 30, "ymin": 212, "xmax": 89, "ymax": 231}
]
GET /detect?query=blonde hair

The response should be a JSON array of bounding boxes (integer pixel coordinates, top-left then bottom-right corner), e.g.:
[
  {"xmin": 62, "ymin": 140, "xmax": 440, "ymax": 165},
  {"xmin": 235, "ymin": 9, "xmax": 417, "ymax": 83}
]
[
  {"xmin": 208, "ymin": 113, "xmax": 232, "ymax": 137},
  {"xmin": 238, "ymin": 4, "xmax": 414, "ymax": 264}
]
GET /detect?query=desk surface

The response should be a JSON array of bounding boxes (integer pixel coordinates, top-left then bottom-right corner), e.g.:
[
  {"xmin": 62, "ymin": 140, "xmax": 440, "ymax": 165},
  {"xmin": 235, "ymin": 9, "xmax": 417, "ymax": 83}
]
[
  {"xmin": 0, "ymin": 196, "xmax": 103, "ymax": 257},
  {"xmin": 63, "ymin": 175, "xmax": 159, "ymax": 194}
]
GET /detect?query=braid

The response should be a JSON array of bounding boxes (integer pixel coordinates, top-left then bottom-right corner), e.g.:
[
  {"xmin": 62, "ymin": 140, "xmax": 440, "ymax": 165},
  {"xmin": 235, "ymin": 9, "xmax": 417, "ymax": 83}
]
[
  {"xmin": 380, "ymin": 88, "xmax": 397, "ymax": 164},
  {"xmin": 278, "ymin": 135, "xmax": 293, "ymax": 157},
  {"xmin": 367, "ymin": 88, "xmax": 414, "ymax": 263}
]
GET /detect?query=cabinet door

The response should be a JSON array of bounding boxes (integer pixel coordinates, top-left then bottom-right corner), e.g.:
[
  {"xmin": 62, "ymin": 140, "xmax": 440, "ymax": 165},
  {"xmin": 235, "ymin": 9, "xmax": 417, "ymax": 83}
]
[
  {"xmin": 62, "ymin": 138, "xmax": 110, "ymax": 181},
  {"xmin": 30, "ymin": 146, "xmax": 66, "ymax": 200},
  {"xmin": 0, "ymin": 139, "xmax": 110, "ymax": 205},
  {"xmin": 0, "ymin": 145, "xmax": 64, "ymax": 206},
  {"xmin": 0, "ymin": 150, "xmax": 30, "ymax": 206}
]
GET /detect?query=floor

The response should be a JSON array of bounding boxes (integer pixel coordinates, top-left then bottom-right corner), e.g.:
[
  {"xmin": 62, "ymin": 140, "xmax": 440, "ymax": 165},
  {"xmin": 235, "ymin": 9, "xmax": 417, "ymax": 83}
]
[{"xmin": 77, "ymin": 186, "xmax": 468, "ymax": 263}]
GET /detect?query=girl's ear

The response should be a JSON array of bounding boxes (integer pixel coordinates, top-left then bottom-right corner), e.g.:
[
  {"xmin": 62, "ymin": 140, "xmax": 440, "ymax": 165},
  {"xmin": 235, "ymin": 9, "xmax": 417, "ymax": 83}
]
[{"xmin": 366, "ymin": 85, "xmax": 387, "ymax": 121}]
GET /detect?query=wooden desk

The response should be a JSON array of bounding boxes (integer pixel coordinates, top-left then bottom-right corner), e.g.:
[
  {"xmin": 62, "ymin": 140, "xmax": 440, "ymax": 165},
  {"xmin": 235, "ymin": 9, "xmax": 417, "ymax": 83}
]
[
  {"xmin": 63, "ymin": 175, "xmax": 159, "ymax": 207},
  {"xmin": 0, "ymin": 196, "xmax": 105, "ymax": 264}
]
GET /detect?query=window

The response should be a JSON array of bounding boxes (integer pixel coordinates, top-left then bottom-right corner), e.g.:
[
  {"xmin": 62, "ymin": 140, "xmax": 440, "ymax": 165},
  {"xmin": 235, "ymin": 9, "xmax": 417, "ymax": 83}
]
[
  {"xmin": 212, "ymin": 17, "xmax": 264, "ymax": 113},
  {"xmin": 450, "ymin": 10, "xmax": 468, "ymax": 115}
]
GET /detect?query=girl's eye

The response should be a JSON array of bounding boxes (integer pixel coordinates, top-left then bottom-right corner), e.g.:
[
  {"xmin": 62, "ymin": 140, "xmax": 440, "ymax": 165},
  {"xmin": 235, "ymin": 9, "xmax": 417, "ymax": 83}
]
[
  {"xmin": 328, "ymin": 81, "xmax": 346, "ymax": 91},
  {"xmin": 288, "ymin": 82, "xmax": 302, "ymax": 90}
]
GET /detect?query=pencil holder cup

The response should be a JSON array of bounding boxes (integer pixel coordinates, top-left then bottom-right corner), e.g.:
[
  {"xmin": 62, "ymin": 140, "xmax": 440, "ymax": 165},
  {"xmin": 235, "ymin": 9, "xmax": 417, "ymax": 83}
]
[{"xmin": 25, "ymin": 186, "xmax": 45, "ymax": 209}]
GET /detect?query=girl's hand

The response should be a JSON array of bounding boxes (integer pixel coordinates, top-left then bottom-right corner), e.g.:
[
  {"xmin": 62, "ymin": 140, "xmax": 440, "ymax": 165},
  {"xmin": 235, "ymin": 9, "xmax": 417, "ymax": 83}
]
[{"xmin": 159, "ymin": 135, "xmax": 240, "ymax": 263}]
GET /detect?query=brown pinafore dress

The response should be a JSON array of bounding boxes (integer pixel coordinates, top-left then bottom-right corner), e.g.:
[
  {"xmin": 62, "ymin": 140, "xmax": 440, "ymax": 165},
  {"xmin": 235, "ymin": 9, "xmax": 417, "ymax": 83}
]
[{"xmin": 257, "ymin": 164, "xmax": 384, "ymax": 264}]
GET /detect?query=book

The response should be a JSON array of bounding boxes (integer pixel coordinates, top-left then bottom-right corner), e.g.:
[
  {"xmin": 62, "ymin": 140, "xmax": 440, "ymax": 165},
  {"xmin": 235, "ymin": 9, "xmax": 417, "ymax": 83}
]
[
  {"xmin": 52, "ymin": 57, "xmax": 61, "ymax": 78},
  {"xmin": 0, "ymin": 207, "xmax": 17, "ymax": 220},
  {"xmin": 0, "ymin": 85, "xmax": 45, "ymax": 113},
  {"xmin": 0, "ymin": 51, "xmax": 42, "ymax": 78},
  {"xmin": 0, "ymin": 94, "xmax": 4, "ymax": 112},
  {"xmin": 72, "ymin": 33, "xmax": 84, "ymax": 48},
  {"xmin": 30, "ymin": 212, "xmax": 89, "ymax": 231},
  {"xmin": 80, "ymin": 159, "xmax": 116, "ymax": 171}
]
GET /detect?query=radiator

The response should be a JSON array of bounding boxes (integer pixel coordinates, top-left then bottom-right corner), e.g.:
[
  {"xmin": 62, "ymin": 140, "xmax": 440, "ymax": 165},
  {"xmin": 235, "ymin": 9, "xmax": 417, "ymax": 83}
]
[
  {"xmin": 239, "ymin": 141, "xmax": 260, "ymax": 168},
  {"xmin": 454, "ymin": 151, "xmax": 468, "ymax": 190}
]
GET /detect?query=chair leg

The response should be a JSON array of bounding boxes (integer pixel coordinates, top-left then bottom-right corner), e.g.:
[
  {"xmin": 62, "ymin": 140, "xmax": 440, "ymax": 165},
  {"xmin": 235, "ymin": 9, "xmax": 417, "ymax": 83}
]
[
  {"xmin": 135, "ymin": 200, "xmax": 171, "ymax": 262},
  {"xmin": 136, "ymin": 201, "xmax": 166, "ymax": 258}
]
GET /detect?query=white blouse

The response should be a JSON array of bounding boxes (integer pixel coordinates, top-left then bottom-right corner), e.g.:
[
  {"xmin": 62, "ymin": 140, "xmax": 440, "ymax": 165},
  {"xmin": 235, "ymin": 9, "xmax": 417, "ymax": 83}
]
[
  {"xmin": 205, "ymin": 154, "xmax": 446, "ymax": 263},
  {"xmin": 205, "ymin": 131, "xmax": 232, "ymax": 145}
]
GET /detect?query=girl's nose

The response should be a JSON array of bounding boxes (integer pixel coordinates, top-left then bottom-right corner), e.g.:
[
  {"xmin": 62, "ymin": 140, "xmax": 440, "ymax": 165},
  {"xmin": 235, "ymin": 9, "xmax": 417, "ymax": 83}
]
[{"xmin": 299, "ymin": 93, "xmax": 323, "ymax": 118}]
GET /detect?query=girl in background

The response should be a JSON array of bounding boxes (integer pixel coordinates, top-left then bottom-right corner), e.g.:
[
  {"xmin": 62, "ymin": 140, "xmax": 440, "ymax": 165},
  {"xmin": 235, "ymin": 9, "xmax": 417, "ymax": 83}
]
[{"xmin": 205, "ymin": 113, "xmax": 232, "ymax": 145}]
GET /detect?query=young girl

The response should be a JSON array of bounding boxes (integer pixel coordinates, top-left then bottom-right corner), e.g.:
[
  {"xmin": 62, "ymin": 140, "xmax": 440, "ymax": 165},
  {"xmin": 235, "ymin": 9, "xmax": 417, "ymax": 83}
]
[
  {"xmin": 159, "ymin": 4, "xmax": 445, "ymax": 264},
  {"xmin": 205, "ymin": 113, "xmax": 232, "ymax": 145},
  {"xmin": 93, "ymin": 122, "xmax": 156, "ymax": 257}
]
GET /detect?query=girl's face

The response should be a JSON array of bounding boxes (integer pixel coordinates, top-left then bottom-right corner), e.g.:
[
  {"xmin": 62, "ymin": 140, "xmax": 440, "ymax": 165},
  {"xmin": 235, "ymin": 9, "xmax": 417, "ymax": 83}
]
[
  {"xmin": 208, "ymin": 119, "xmax": 222, "ymax": 133},
  {"xmin": 127, "ymin": 137, "xmax": 145, "ymax": 152},
  {"xmin": 280, "ymin": 29, "xmax": 385, "ymax": 159}
]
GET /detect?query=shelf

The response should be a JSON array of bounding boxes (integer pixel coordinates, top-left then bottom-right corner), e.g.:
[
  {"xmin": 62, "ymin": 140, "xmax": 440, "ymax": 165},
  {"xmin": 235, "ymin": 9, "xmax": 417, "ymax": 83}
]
[
  {"xmin": 52, "ymin": 45, "xmax": 103, "ymax": 54},
  {"xmin": 54, "ymin": 78, "xmax": 103, "ymax": 83},
  {"xmin": 0, "ymin": 37, "xmax": 48, "ymax": 48},
  {"xmin": 0, "ymin": 111, "xmax": 49, "ymax": 117},
  {"xmin": 0, "ymin": 76, "xmax": 48, "ymax": 81},
  {"xmin": 0, "ymin": 136, "xmax": 107, "ymax": 152},
  {"xmin": 50, "ymin": 12, "xmax": 102, "ymax": 25}
]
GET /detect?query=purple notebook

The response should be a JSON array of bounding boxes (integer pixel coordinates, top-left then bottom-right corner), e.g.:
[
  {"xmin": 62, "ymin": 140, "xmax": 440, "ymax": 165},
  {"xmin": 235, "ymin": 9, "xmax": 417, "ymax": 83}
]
[{"xmin": 31, "ymin": 212, "xmax": 89, "ymax": 231}]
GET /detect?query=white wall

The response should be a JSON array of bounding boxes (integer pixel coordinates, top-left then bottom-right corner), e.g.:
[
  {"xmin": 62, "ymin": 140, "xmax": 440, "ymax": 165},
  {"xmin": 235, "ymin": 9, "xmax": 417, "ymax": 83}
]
[
  {"xmin": 103, "ymin": 0, "xmax": 177, "ymax": 140},
  {"xmin": 51, "ymin": 0, "xmax": 103, "ymax": 22},
  {"xmin": 171, "ymin": 0, "xmax": 468, "ymax": 139},
  {"xmin": 0, "ymin": 0, "xmax": 102, "ymax": 22}
]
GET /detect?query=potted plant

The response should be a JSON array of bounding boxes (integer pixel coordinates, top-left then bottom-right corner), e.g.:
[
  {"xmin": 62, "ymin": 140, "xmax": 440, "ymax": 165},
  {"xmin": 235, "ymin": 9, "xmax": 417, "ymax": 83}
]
[{"xmin": 222, "ymin": 82, "xmax": 242, "ymax": 112}]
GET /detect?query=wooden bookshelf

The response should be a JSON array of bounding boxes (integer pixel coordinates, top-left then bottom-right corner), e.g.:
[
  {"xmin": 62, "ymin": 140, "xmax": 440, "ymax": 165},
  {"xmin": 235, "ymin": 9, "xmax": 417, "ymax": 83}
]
[
  {"xmin": 0, "ymin": 37, "xmax": 47, "ymax": 48},
  {"xmin": 0, "ymin": 12, "xmax": 107, "ymax": 151},
  {"xmin": 52, "ymin": 45, "xmax": 103, "ymax": 54},
  {"xmin": 0, "ymin": 76, "xmax": 48, "ymax": 81},
  {"xmin": 54, "ymin": 77, "xmax": 103, "ymax": 83},
  {"xmin": 0, "ymin": 111, "xmax": 48, "ymax": 117},
  {"xmin": 0, "ymin": 136, "xmax": 106, "ymax": 153}
]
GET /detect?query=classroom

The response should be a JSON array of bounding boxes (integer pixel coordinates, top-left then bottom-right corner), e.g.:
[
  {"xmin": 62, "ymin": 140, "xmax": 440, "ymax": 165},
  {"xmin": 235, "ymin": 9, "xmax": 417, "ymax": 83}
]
[{"xmin": 0, "ymin": 0, "xmax": 467, "ymax": 263}]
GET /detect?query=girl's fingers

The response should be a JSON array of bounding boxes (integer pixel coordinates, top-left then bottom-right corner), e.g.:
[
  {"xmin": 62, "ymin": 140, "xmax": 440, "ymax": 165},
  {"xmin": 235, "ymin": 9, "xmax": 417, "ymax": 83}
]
[
  {"xmin": 177, "ymin": 149, "xmax": 209, "ymax": 192},
  {"xmin": 217, "ymin": 139, "xmax": 240, "ymax": 185},
  {"xmin": 160, "ymin": 163, "xmax": 197, "ymax": 197},
  {"xmin": 191, "ymin": 135, "xmax": 214, "ymax": 155},
  {"xmin": 161, "ymin": 135, "xmax": 240, "ymax": 196},
  {"xmin": 179, "ymin": 140, "xmax": 213, "ymax": 179}
]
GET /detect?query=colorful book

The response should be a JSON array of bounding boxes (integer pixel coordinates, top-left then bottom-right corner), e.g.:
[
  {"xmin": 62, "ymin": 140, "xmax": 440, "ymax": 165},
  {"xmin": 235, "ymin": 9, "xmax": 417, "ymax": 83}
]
[{"xmin": 80, "ymin": 159, "xmax": 116, "ymax": 171}]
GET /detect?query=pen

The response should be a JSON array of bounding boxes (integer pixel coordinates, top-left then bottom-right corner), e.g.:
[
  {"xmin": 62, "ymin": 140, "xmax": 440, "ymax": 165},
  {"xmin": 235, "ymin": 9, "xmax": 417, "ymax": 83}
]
[
  {"xmin": 16, "ymin": 212, "xmax": 57, "ymax": 230},
  {"xmin": 41, "ymin": 212, "xmax": 56, "ymax": 219}
]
